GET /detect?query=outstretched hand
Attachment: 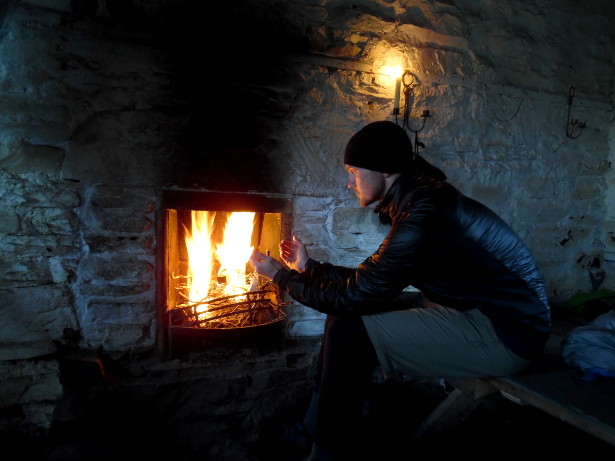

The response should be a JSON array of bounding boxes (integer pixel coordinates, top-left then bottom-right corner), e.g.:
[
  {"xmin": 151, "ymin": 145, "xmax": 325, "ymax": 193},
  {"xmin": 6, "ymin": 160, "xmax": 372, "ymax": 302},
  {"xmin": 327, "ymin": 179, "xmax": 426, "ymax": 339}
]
[
  {"xmin": 279, "ymin": 235, "xmax": 309, "ymax": 273},
  {"xmin": 249, "ymin": 235, "xmax": 309, "ymax": 279},
  {"xmin": 249, "ymin": 249, "xmax": 284, "ymax": 279}
]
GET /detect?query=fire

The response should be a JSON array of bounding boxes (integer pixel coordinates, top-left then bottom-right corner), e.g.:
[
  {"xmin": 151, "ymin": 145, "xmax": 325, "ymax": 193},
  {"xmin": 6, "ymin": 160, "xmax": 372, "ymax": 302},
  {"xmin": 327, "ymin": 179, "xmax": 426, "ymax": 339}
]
[
  {"xmin": 185, "ymin": 210, "xmax": 215, "ymax": 304},
  {"xmin": 216, "ymin": 212, "xmax": 256, "ymax": 295},
  {"xmin": 168, "ymin": 207, "xmax": 287, "ymax": 331},
  {"xmin": 184, "ymin": 211, "xmax": 256, "ymax": 315}
]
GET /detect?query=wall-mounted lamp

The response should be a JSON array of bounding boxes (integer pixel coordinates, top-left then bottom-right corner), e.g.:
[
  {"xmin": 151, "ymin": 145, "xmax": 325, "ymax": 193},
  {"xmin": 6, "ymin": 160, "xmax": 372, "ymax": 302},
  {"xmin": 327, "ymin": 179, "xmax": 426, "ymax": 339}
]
[
  {"xmin": 393, "ymin": 77, "xmax": 402, "ymax": 115},
  {"xmin": 383, "ymin": 65, "xmax": 404, "ymax": 115}
]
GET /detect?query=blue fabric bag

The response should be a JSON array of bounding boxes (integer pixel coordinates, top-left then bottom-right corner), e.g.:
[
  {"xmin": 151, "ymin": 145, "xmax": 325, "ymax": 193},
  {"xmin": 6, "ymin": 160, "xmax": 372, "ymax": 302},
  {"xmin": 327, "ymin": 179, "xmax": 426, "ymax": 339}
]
[{"xmin": 561, "ymin": 310, "xmax": 615, "ymax": 381}]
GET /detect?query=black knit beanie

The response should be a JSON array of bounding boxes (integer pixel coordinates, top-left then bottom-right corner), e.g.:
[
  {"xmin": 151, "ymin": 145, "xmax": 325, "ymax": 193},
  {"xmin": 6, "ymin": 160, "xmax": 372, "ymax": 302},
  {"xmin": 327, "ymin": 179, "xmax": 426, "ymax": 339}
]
[{"xmin": 344, "ymin": 120, "xmax": 413, "ymax": 173}]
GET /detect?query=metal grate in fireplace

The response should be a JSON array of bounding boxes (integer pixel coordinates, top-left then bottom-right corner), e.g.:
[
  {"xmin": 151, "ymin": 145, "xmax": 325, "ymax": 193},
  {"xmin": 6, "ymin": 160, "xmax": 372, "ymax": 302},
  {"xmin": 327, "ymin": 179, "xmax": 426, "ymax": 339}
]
[
  {"xmin": 158, "ymin": 190, "xmax": 293, "ymax": 355},
  {"xmin": 169, "ymin": 284, "xmax": 287, "ymax": 330}
]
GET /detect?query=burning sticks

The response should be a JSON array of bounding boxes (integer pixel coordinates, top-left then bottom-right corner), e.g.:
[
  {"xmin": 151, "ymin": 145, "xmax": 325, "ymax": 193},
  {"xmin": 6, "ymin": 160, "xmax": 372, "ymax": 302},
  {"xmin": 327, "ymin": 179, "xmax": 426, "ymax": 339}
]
[{"xmin": 169, "ymin": 283, "xmax": 287, "ymax": 330}]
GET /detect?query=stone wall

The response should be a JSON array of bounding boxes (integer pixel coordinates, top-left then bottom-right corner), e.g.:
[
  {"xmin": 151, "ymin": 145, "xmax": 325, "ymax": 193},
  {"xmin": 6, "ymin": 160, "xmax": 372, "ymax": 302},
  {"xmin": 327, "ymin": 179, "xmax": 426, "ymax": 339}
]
[{"xmin": 0, "ymin": 0, "xmax": 614, "ymax": 453}]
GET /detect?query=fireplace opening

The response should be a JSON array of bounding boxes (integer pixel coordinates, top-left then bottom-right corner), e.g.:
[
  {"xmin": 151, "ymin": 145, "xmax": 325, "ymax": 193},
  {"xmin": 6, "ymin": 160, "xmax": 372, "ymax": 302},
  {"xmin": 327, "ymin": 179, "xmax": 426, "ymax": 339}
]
[{"xmin": 159, "ymin": 190, "xmax": 293, "ymax": 356}]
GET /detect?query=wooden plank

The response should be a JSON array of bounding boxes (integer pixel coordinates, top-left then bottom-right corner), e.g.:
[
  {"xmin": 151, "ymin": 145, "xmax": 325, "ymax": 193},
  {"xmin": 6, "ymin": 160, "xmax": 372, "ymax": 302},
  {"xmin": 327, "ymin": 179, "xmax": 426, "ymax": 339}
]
[
  {"xmin": 486, "ymin": 367, "xmax": 615, "ymax": 446},
  {"xmin": 412, "ymin": 388, "xmax": 480, "ymax": 437},
  {"xmin": 415, "ymin": 317, "xmax": 615, "ymax": 446},
  {"xmin": 446, "ymin": 377, "xmax": 499, "ymax": 399}
]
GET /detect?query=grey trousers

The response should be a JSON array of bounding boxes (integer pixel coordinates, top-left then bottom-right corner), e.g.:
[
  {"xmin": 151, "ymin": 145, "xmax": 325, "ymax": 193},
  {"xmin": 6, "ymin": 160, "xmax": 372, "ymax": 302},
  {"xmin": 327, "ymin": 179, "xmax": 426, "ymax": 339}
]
[{"xmin": 363, "ymin": 299, "xmax": 531, "ymax": 380}]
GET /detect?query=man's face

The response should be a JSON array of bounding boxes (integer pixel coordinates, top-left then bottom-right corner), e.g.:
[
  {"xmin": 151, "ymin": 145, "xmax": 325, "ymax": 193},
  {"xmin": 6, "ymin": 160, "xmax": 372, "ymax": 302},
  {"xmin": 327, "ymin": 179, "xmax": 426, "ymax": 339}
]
[{"xmin": 345, "ymin": 165, "xmax": 387, "ymax": 207}]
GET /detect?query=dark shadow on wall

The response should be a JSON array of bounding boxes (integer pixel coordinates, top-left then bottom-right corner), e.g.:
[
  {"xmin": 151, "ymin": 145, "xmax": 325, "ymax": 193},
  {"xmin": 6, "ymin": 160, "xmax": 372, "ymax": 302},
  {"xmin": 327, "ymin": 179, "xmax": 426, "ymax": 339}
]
[
  {"xmin": 0, "ymin": 0, "xmax": 14, "ymax": 29},
  {"xmin": 146, "ymin": 1, "xmax": 311, "ymax": 191}
]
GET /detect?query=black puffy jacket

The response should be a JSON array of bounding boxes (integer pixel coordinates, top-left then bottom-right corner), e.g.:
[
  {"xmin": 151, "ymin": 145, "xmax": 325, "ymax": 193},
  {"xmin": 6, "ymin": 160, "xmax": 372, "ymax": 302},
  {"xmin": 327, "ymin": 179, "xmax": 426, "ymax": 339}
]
[{"xmin": 274, "ymin": 173, "xmax": 552, "ymax": 360}]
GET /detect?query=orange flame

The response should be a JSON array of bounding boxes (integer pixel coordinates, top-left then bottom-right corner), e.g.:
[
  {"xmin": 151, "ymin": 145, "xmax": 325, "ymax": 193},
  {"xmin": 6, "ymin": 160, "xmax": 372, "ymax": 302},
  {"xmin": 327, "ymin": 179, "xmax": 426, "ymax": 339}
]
[
  {"xmin": 185, "ymin": 210, "xmax": 215, "ymax": 304},
  {"xmin": 216, "ymin": 212, "xmax": 256, "ymax": 295},
  {"xmin": 184, "ymin": 211, "xmax": 255, "ymax": 314}
]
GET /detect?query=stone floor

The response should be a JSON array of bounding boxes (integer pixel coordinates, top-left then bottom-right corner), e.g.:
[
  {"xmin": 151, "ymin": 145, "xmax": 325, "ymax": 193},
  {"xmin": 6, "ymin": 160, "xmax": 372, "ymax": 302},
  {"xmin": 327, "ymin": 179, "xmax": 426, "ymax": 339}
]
[
  {"xmin": 248, "ymin": 378, "xmax": 615, "ymax": 460},
  {"xmin": 5, "ymin": 376, "xmax": 615, "ymax": 460}
]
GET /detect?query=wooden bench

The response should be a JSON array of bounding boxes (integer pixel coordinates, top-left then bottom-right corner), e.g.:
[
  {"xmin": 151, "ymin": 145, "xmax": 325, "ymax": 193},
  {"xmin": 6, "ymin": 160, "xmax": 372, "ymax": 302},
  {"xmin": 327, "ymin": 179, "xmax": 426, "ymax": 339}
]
[{"xmin": 413, "ymin": 312, "xmax": 615, "ymax": 447}]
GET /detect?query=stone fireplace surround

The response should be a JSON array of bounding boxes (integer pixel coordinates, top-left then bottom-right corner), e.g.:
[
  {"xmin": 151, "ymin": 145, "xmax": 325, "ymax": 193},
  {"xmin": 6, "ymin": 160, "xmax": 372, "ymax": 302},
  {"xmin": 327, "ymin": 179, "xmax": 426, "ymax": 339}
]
[
  {"xmin": 39, "ymin": 187, "xmax": 327, "ymax": 461},
  {"xmin": 17, "ymin": 186, "xmax": 319, "ymax": 461}
]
